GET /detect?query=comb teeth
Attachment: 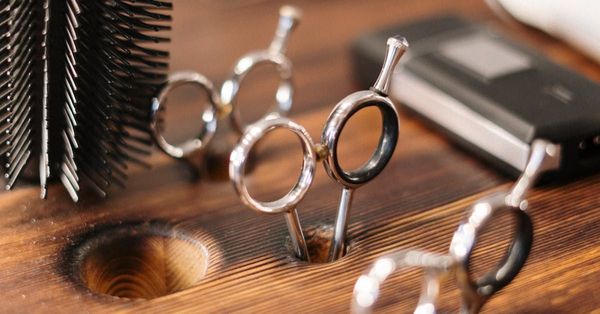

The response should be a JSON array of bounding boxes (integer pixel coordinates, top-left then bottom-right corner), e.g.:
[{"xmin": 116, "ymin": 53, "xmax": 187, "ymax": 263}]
[
  {"xmin": 0, "ymin": 2, "xmax": 10, "ymax": 158},
  {"xmin": 2, "ymin": 0, "xmax": 39, "ymax": 192},
  {"xmin": 0, "ymin": 0, "xmax": 171, "ymax": 201}
]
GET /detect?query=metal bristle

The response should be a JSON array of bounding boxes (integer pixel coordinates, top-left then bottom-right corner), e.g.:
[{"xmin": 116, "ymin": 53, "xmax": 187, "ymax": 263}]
[
  {"xmin": 2, "ymin": 0, "xmax": 38, "ymax": 193},
  {"xmin": 0, "ymin": 1, "xmax": 11, "ymax": 159},
  {"xmin": 0, "ymin": 0, "xmax": 171, "ymax": 201}
]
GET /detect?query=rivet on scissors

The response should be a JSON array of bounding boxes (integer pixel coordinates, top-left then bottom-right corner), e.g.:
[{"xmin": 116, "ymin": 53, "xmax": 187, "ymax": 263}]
[
  {"xmin": 314, "ymin": 143, "xmax": 329, "ymax": 162},
  {"xmin": 216, "ymin": 101, "xmax": 233, "ymax": 119}
]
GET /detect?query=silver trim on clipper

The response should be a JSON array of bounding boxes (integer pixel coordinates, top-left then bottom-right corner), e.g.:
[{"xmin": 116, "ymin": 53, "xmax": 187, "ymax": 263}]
[{"xmin": 391, "ymin": 70, "xmax": 561, "ymax": 172}]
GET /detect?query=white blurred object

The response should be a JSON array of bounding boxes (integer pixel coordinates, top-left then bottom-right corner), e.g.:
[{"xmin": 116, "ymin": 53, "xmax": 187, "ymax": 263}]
[{"xmin": 487, "ymin": 0, "xmax": 600, "ymax": 64}]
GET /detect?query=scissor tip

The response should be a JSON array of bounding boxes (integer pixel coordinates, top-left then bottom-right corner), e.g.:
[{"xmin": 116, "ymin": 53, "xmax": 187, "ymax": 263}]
[
  {"xmin": 387, "ymin": 36, "xmax": 409, "ymax": 50},
  {"xmin": 280, "ymin": 5, "xmax": 303, "ymax": 22}
]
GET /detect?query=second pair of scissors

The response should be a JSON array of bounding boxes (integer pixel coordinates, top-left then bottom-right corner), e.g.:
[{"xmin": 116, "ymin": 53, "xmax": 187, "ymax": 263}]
[
  {"xmin": 230, "ymin": 37, "xmax": 409, "ymax": 263},
  {"xmin": 150, "ymin": 6, "xmax": 302, "ymax": 160}
]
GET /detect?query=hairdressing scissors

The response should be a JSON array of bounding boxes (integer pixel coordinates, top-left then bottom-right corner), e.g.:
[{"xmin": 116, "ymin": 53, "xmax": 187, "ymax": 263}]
[
  {"xmin": 149, "ymin": 6, "xmax": 301, "ymax": 161},
  {"xmin": 353, "ymin": 140, "xmax": 560, "ymax": 313},
  {"xmin": 229, "ymin": 36, "xmax": 408, "ymax": 263}
]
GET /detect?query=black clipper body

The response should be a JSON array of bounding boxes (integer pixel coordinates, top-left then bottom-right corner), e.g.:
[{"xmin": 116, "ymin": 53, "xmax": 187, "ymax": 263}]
[{"xmin": 353, "ymin": 15, "xmax": 600, "ymax": 179}]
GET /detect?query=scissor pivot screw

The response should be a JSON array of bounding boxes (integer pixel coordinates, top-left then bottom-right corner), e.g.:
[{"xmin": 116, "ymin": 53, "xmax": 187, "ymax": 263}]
[{"xmin": 314, "ymin": 143, "xmax": 329, "ymax": 161}]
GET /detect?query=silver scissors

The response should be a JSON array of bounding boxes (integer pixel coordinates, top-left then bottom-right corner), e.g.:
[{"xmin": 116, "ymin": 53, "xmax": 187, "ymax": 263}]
[
  {"xmin": 229, "ymin": 36, "xmax": 408, "ymax": 263},
  {"xmin": 149, "ymin": 6, "xmax": 301, "ymax": 161},
  {"xmin": 353, "ymin": 140, "xmax": 560, "ymax": 313}
]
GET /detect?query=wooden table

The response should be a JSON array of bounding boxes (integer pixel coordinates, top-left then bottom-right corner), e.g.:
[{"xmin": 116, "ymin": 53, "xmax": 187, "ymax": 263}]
[{"xmin": 1, "ymin": 0, "xmax": 599, "ymax": 312}]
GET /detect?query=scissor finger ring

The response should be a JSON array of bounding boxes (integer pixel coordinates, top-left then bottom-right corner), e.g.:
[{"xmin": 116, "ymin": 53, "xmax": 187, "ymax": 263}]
[
  {"xmin": 150, "ymin": 71, "xmax": 219, "ymax": 159},
  {"xmin": 230, "ymin": 117, "xmax": 317, "ymax": 215},
  {"xmin": 449, "ymin": 140, "xmax": 558, "ymax": 313},
  {"xmin": 221, "ymin": 5, "xmax": 300, "ymax": 133},
  {"xmin": 321, "ymin": 91, "xmax": 399, "ymax": 187},
  {"xmin": 221, "ymin": 52, "xmax": 294, "ymax": 133},
  {"xmin": 449, "ymin": 192, "xmax": 533, "ymax": 313},
  {"xmin": 229, "ymin": 116, "xmax": 316, "ymax": 262}
]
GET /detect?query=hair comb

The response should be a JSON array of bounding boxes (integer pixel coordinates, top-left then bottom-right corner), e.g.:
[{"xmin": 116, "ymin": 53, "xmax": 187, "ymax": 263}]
[{"xmin": 0, "ymin": 0, "xmax": 172, "ymax": 201}]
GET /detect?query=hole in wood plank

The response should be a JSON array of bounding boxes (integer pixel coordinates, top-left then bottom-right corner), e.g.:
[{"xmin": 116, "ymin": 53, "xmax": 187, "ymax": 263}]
[
  {"xmin": 71, "ymin": 222, "xmax": 210, "ymax": 300},
  {"xmin": 286, "ymin": 224, "xmax": 351, "ymax": 263}
]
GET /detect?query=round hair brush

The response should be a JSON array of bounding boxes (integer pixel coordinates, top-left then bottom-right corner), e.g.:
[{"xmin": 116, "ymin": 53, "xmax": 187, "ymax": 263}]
[{"xmin": 0, "ymin": 0, "xmax": 172, "ymax": 201}]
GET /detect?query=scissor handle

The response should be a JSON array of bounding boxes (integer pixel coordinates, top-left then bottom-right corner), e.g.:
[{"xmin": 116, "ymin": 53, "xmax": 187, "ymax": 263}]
[
  {"xmin": 321, "ymin": 92, "xmax": 399, "ymax": 188},
  {"xmin": 450, "ymin": 192, "xmax": 533, "ymax": 313},
  {"xmin": 321, "ymin": 36, "xmax": 406, "ymax": 188},
  {"xmin": 229, "ymin": 117, "xmax": 317, "ymax": 214},
  {"xmin": 149, "ymin": 71, "xmax": 220, "ymax": 159},
  {"xmin": 352, "ymin": 250, "xmax": 453, "ymax": 314}
]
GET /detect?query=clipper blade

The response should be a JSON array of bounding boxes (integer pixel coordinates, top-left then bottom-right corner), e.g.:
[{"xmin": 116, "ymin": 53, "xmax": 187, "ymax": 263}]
[{"xmin": 0, "ymin": 0, "xmax": 172, "ymax": 201}]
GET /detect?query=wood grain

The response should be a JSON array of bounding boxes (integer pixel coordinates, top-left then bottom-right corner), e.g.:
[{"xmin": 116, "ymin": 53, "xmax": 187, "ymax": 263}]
[{"xmin": 0, "ymin": 0, "xmax": 599, "ymax": 313}]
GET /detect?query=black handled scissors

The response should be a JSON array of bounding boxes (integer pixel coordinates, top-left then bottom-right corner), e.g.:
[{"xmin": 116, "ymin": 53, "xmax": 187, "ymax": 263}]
[{"xmin": 353, "ymin": 140, "xmax": 560, "ymax": 313}]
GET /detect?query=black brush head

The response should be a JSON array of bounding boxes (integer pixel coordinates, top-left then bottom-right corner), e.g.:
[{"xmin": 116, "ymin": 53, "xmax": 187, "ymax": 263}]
[{"xmin": 0, "ymin": 0, "xmax": 172, "ymax": 201}]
